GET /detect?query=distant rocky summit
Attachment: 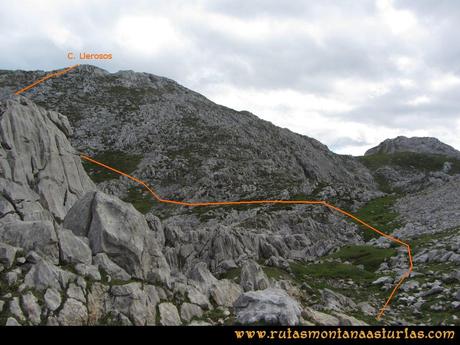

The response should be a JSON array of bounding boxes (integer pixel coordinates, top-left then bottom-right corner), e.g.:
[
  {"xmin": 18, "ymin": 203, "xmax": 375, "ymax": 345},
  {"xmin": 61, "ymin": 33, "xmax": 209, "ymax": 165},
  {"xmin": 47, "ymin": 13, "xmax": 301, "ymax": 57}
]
[
  {"xmin": 365, "ymin": 136, "xmax": 460, "ymax": 159},
  {"xmin": 0, "ymin": 66, "xmax": 459, "ymax": 326}
]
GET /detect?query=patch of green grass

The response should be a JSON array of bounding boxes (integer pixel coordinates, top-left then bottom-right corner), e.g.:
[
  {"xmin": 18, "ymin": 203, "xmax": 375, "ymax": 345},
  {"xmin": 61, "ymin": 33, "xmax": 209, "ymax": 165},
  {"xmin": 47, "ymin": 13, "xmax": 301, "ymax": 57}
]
[
  {"xmin": 262, "ymin": 266, "xmax": 292, "ymax": 280},
  {"xmin": 359, "ymin": 152, "xmax": 460, "ymax": 174},
  {"xmin": 82, "ymin": 150, "xmax": 142, "ymax": 183},
  {"xmin": 122, "ymin": 187, "xmax": 154, "ymax": 214},
  {"xmin": 373, "ymin": 173, "xmax": 393, "ymax": 193},
  {"xmin": 330, "ymin": 245, "xmax": 397, "ymax": 271},
  {"xmin": 219, "ymin": 267, "xmax": 241, "ymax": 282},
  {"xmin": 290, "ymin": 261, "xmax": 376, "ymax": 282},
  {"xmin": 355, "ymin": 195, "xmax": 401, "ymax": 241},
  {"xmin": 409, "ymin": 227, "xmax": 459, "ymax": 250}
]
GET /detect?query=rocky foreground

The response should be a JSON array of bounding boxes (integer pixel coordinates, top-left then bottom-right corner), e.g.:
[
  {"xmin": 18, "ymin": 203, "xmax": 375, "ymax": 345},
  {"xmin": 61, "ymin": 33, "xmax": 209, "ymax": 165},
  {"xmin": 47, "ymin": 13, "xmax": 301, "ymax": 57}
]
[{"xmin": 0, "ymin": 66, "xmax": 459, "ymax": 326}]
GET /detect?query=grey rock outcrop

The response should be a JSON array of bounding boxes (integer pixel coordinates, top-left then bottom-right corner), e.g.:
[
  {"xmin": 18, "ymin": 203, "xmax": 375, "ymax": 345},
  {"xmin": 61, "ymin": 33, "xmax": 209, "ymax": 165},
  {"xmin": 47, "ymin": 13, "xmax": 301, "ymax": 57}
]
[
  {"xmin": 234, "ymin": 288, "xmax": 302, "ymax": 325},
  {"xmin": 180, "ymin": 303, "xmax": 203, "ymax": 323},
  {"xmin": 64, "ymin": 191, "xmax": 170, "ymax": 285},
  {"xmin": 0, "ymin": 221, "xmax": 59, "ymax": 263},
  {"xmin": 240, "ymin": 260, "xmax": 270, "ymax": 291},
  {"xmin": 159, "ymin": 302, "xmax": 182, "ymax": 326},
  {"xmin": 0, "ymin": 96, "xmax": 95, "ymax": 221}
]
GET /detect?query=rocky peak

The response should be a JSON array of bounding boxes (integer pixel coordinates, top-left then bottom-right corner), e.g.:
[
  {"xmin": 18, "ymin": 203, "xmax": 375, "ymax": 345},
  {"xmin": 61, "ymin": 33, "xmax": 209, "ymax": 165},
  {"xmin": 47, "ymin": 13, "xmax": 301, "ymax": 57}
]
[{"xmin": 365, "ymin": 136, "xmax": 460, "ymax": 159}]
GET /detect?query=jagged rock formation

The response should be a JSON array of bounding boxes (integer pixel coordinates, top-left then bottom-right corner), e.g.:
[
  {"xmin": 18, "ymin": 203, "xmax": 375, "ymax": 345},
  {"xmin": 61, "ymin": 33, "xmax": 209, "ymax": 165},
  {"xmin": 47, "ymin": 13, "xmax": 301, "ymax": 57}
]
[{"xmin": 0, "ymin": 96, "xmax": 94, "ymax": 221}]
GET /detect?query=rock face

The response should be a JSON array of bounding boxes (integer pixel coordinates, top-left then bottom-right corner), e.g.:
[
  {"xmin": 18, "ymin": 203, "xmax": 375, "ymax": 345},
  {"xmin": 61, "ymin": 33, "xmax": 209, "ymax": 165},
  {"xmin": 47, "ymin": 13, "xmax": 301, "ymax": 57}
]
[
  {"xmin": 234, "ymin": 288, "xmax": 302, "ymax": 325},
  {"xmin": 0, "ymin": 96, "xmax": 95, "ymax": 221},
  {"xmin": 365, "ymin": 136, "xmax": 460, "ymax": 159},
  {"xmin": 240, "ymin": 260, "xmax": 270, "ymax": 291},
  {"xmin": 64, "ymin": 191, "xmax": 170, "ymax": 285},
  {"xmin": 394, "ymin": 175, "xmax": 460, "ymax": 237}
]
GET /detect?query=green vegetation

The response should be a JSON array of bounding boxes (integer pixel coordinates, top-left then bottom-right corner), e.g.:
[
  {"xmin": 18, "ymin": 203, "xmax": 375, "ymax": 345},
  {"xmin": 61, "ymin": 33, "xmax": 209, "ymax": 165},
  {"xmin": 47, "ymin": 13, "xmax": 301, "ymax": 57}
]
[
  {"xmin": 262, "ymin": 266, "xmax": 292, "ymax": 281},
  {"xmin": 290, "ymin": 261, "xmax": 376, "ymax": 282},
  {"xmin": 82, "ymin": 150, "xmax": 142, "ymax": 183},
  {"xmin": 219, "ymin": 267, "xmax": 241, "ymax": 282},
  {"xmin": 122, "ymin": 187, "xmax": 154, "ymax": 214},
  {"xmin": 359, "ymin": 152, "xmax": 460, "ymax": 174},
  {"xmin": 330, "ymin": 245, "xmax": 397, "ymax": 271},
  {"xmin": 409, "ymin": 227, "xmax": 459, "ymax": 250},
  {"xmin": 355, "ymin": 195, "xmax": 401, "ymax": 241}
]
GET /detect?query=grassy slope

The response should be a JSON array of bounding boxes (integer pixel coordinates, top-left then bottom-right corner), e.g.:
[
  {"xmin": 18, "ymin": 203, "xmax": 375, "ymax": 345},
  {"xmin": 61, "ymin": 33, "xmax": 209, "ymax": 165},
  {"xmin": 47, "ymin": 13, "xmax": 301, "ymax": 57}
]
[{"xmin": 359, "ymin": 152, "xmax": 460, "ymax": 174}]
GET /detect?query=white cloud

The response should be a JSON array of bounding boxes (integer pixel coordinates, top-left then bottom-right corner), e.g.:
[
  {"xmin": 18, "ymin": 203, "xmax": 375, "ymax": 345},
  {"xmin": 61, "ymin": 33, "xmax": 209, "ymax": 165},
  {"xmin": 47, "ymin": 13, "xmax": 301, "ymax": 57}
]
[
  {"xmin": 429, "ymin": 73, "xmax": 460, "ymax": 92},
  {"xmin": 0, "ymin": 0, "xmax": 459, "ymax": 155},
  {"xmin": 407, "ymin": 95, "xmax": 431, "ymax": 106},
  {"xmin": 115, "ymin": 15, "xmax": 188, "ymax": 56},
  {"xmin": 377, "ymin": 0, "xmax": 419, "ymax": 35}
]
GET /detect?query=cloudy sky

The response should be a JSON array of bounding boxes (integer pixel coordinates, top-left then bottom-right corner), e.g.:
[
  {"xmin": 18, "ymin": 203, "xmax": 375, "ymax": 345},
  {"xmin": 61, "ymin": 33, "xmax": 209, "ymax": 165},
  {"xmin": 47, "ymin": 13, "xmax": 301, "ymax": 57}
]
[{"xmin": 1, "ymin": 0, "xmax": 460, "ymax": 155}]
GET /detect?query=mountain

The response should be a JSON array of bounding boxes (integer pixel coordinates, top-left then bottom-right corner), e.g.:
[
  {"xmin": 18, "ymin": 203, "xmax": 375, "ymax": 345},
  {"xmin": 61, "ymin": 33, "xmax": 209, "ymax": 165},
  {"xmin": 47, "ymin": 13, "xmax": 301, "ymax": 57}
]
[
  {"xmin": 0, "ymin": 66, "xmax": 459, "ymax": 326},
  {"xmin": 365, "ymin": 136, "xmax": 460, "ymax": 159},
  {"xmin": 2, "ymin": 65, "xmax": 375, "ymax": 205}
]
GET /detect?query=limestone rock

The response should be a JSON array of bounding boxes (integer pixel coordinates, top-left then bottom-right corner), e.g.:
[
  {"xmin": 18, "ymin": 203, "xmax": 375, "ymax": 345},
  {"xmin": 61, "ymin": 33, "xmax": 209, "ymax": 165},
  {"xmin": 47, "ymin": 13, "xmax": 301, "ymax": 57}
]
[
  {"xmin": 320, "ymin": 288, "xmax": 357, "ymax": 312},
  {"xmin": 0, "ymin": 242, "xmax": 18, "ymax": 268},
  {"xmin": 93, "ymin": 253, "xmax": 131, "ymax": 281},
  {"xmin": 108, "ymin": 283, "xmax": 158, "ymax": 326},
  {"xmin": 0, "ymin": 221, "xmax": 59, "ymax": 263},
  {"xmin": 302, "ymin": 307, "xmax": 340, "ymax": 326},
  {"xmin": 188, "ymin": 262, "xmax": 218, "ymax": 291},
  {"xmin": 67, "ymin": 283, "xmax": 86, "ymax": 303},
  {"xmin": 0, "ymin": 96, "xmax": 95, "ymax": 221},
  {"xmin": 44, "ymin": 288, "xmax": 62, "ymax": 312},
  {"xmin": 186, "ymin": 285, "xmax": 212, "ymax": 310},
  {"xmin": 64, "ymin": 191, "xmax": 170, "ymax": 285},
  {"xmin": 234, "ymin": 288, "xmax": 301, "ymax": 325},
  {"xmin": 210, "ymin": 279, "xmax": 243, "ymax": 307},
  {"xmin": 159, "ymin": 302, "xmax": 182, "ymax": 326},
  {"xmin": 74, "ymin": 263, "xmax": 101, "ymax": 281},
  {"xmin": 24, "ymin": 259, "xmax": 75, "ymax": 291},
  {"xmin": 58, "ymin": 229, "xmax": 92, "ymax": 265},
  {"xmin": 180, "ymin": 302, "xmax": 203, "ymax": 323},
  {"xmin": 240, "ymin": 260, "xmax": 270, "ymax": 291},
  {"xmin": 58, "ymin": 298, "xmax": 88, "ymax": 325}
]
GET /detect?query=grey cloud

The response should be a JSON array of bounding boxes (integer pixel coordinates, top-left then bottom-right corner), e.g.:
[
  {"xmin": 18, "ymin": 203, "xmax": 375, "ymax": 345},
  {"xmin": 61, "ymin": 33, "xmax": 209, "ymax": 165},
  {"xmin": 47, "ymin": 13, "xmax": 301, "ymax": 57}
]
[{"xmin": 0, "ymin": 0, "xmax": 459, "ymax": 153}]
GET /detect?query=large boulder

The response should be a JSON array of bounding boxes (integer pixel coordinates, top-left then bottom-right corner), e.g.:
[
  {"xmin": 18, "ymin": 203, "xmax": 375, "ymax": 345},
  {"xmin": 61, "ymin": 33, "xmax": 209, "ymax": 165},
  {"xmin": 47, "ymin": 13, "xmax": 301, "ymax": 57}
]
[
  {"xmin": 234, "ymin": 288, "xmax": 302, "ymax": 325},
  {"xmin": 0, "ymin": 221, "xmax": 59, "ymax": 263},
  {"xmin": 63, "ymin": 191, "xmax": 170, "ymax": 285},
  {"xmin": 0, "ymin": 96, "xmax": 95, "ymax": 221}
]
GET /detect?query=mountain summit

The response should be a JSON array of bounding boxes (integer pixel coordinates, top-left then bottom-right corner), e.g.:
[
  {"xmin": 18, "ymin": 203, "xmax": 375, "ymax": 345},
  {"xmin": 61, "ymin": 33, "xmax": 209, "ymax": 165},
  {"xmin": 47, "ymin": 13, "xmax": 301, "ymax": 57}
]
[{"xmin": 365, "ymin": 136, "xmax": 460, "ymax": 159}]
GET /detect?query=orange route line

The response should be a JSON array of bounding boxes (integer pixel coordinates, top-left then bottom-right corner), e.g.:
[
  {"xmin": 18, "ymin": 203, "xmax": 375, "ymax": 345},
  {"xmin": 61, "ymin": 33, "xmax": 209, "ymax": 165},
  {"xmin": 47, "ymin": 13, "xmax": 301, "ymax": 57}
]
[
  {"xmin": 13, "ymin": 66, "xmax": 413, "ymax": 320},
  {"xmin": 15, "ymin": 64, "xmax": 80, "ymax": 95},
  {"xmin": 80, "ymin": 154, "xmax": 413, "ymax": 320}
]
